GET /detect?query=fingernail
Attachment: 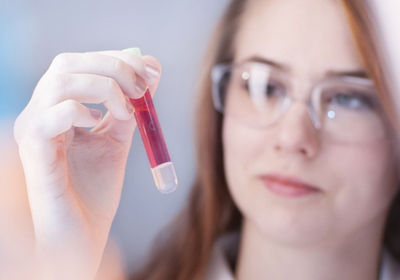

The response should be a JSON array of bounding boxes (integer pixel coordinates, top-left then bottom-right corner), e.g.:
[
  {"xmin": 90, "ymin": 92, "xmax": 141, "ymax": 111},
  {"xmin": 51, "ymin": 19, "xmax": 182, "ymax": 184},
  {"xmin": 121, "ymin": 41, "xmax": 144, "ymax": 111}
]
[
  {"xmin": 135, "ymin": 76, "xmax": 148, "ymax": 96},
  {"xmin": 126, "ymin": 98, "xmax": 134, "ymax": 114},
  {"xmin": 89, "ymin": 109, "xmax": 102, "ymax": 120},
  {"xmin": 144, "ymin": 63, "xmax": 160, "ymax": 80}
]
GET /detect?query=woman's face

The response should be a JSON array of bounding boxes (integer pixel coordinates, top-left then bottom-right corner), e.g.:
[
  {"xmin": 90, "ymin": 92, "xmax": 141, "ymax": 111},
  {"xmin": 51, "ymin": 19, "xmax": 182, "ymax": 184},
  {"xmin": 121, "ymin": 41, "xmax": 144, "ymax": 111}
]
[{"xmin": 223, "ymin": 0, "xmax": 399, "ymax": 245}]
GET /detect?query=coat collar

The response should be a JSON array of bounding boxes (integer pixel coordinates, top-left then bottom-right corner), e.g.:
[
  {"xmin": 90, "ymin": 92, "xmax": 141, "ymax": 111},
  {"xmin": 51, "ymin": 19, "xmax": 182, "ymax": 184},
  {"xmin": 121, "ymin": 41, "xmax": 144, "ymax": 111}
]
[{"xmin": 204, "ymin": 231, "xmax": 400, "ymax": 280}]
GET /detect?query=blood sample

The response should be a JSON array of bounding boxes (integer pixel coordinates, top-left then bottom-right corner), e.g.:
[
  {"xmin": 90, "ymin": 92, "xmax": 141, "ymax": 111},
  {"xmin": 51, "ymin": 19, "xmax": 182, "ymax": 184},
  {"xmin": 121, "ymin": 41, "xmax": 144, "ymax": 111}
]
[{"xmin": 123, "ymin": 47, "xmax": 178, "ymax": 194}]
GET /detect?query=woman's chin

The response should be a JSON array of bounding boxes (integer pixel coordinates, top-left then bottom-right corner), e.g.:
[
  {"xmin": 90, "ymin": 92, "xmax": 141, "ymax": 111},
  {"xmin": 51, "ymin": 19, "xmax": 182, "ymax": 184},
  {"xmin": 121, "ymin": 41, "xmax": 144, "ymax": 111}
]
[{"xmin": 250, "ymin": 213, "xmax": 333, "ymax": 247}]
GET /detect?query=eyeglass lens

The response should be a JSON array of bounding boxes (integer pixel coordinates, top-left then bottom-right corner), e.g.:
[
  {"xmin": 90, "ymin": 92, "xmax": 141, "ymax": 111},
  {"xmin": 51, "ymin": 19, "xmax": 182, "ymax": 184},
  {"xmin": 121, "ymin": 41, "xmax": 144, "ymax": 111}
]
[{"xmin": 219, "ymin": 63, "xmax": 390, "ymax": 143}]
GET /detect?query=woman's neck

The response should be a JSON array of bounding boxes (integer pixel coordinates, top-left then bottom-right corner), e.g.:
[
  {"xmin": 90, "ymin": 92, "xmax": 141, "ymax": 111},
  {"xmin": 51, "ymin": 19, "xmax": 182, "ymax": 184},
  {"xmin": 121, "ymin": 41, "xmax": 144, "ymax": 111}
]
[{"xmin": 235, "ymin": 217, "xmax": 386, "ymax": 280}]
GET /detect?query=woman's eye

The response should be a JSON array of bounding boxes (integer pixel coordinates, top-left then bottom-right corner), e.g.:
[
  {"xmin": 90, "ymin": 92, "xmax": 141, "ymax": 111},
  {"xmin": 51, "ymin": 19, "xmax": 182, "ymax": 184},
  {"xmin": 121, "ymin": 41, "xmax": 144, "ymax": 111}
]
[
  {"xmin": 266, "ymin": 83, "xmax": 282, "ymax": 96},
  {"xmin": 329, "ymin": 91, "xmax": 376, "ymax": 110},
  {"xmin": 243, "ymin": 80, "xmax": 286, "ymax": 98}
]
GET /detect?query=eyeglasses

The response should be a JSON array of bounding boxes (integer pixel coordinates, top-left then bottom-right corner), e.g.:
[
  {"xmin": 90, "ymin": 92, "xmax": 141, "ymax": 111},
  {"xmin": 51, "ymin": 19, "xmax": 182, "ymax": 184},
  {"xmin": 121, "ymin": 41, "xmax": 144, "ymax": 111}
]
[{"xmin": 211, "ymin": 61, "xmax": 392, "ymax": 144}]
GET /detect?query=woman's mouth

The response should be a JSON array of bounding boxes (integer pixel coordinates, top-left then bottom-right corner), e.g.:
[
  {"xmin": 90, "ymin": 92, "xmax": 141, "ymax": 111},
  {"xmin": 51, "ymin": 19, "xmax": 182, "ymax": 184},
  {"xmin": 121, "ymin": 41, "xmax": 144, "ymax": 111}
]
[{"xmin": 260, "ymin": 174, "xmax": 321, "ymax": 197}]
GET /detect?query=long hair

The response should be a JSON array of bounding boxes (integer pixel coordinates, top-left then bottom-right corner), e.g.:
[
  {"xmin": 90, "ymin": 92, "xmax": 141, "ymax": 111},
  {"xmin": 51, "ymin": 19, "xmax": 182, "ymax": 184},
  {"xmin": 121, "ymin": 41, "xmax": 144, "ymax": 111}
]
[{"xmin": 130, "ymin": 1, "xmax": 400, "ymax": 279}]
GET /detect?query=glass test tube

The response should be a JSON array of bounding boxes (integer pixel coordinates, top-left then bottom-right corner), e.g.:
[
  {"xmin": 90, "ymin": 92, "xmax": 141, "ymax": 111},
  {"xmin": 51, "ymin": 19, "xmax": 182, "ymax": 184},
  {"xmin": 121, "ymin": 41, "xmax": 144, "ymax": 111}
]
[{"xmin": 129, "ymin": 88, "xmax": 178, "ymax": 194}]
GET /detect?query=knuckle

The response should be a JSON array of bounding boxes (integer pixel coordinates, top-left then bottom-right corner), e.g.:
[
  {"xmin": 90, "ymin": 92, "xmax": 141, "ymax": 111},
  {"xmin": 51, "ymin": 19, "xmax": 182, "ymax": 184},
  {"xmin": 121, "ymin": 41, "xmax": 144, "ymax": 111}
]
[
  {"xmin": 122, "ymin": 58, "xmax": 137, "ymax": 76},
  {"xmin": 107, "ymin": 77, "xmax": 119, "ymax": 92},
  {"xmin": 51, "ymin": 53, "xmax": 71, "ymax": 71},
  {"xmin": 111, "ymin": 58, "xmax": 136, "ymax": 88},
  {"xmin": 112, "ymin": 57, "xmax": 124, "ymax": 72},
  {"xmin": 63, "ymin": 99, "xmax": 79, "ymax": 118}
]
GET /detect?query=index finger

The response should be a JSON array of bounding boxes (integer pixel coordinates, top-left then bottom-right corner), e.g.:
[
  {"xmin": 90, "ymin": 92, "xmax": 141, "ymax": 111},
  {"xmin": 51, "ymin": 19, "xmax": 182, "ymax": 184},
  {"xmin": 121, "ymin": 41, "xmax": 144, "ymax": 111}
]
[{"xmin": 86, "ymin": 50, "xmax": 162, "ymax": 87}]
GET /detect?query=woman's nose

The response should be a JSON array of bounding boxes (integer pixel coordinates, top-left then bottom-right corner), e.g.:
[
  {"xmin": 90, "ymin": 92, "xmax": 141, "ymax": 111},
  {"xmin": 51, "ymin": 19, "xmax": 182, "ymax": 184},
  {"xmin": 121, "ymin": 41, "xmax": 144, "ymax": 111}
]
[{"xmin": 272, "ymin": 102, "xmax": 320, "ymax": 158}]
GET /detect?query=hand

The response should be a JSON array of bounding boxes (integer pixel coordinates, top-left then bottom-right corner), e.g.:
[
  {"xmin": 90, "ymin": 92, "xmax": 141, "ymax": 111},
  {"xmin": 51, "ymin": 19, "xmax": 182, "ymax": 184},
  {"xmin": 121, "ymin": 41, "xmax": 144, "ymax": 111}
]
[{"xmin": 13, "ymin": 50, "xmax": 161, "ymax": 280}]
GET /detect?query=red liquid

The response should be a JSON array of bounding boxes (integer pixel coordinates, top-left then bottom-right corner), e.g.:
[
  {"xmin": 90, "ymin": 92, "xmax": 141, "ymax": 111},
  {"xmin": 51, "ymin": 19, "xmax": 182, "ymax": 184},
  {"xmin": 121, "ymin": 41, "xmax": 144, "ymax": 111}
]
[{"xmin": 129, "ymin": 89, "xmax": 171, "ymax": 168}]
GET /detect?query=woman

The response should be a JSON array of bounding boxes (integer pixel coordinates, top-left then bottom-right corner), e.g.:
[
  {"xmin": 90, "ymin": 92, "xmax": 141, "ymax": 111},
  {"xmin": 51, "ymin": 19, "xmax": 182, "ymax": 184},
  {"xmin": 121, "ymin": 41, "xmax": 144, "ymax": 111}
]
[{"xmin": 13, "ymin": 0, "xmax": 400, "ymax": 279}]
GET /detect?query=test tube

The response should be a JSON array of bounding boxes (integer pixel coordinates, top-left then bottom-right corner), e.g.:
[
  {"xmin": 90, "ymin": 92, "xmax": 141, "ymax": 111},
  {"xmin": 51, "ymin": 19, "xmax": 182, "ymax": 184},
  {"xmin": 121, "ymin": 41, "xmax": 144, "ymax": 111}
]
[{"xmin": 123, "ymin": 47, "xmax": 178, "ymax": 194}]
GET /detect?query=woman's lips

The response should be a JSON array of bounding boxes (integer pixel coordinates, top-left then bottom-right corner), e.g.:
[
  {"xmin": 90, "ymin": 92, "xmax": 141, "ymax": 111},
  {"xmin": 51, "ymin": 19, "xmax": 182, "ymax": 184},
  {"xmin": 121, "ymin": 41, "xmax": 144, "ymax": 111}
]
[{"xmin": 260, "ymin": 174, "xmax": 321, "ymax": 197}]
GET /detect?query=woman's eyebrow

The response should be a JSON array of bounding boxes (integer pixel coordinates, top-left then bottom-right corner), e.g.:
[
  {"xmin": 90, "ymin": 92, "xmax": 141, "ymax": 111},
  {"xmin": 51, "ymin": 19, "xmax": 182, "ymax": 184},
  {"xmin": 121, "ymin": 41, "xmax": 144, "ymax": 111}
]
[
  {"xmin": 243, "ymin": 55, "xmax": 290, "ymax": 72},
  {"xmin": 243, "ymin": 55, "xmax": 369, "ymax": 78}
]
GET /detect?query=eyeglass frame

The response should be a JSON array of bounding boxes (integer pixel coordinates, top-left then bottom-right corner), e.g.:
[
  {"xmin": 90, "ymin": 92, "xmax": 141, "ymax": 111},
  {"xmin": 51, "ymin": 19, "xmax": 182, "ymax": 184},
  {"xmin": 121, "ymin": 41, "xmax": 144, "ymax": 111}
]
[{"xmin": 211, "ymin": 61, "xmax": 387, "ymax": 133}]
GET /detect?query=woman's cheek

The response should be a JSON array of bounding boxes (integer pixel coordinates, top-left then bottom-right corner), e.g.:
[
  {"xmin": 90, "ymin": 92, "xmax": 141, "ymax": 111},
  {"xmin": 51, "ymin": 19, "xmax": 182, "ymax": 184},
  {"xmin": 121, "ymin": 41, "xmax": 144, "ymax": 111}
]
[
  {"xmin": 222, "ymin": 119, "xmax": 265, "ymax": 206},
  {"xmin": 321, "ymin": 140, "xmax": 399, "ymax": 234}
]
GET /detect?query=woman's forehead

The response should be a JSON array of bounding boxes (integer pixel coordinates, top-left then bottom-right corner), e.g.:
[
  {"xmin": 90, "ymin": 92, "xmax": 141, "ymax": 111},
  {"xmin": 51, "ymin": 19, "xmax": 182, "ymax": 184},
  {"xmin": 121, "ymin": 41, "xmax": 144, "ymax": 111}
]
[{"xmin": 234, "ymin": 0, "xmax": 365, "ymax": 81}]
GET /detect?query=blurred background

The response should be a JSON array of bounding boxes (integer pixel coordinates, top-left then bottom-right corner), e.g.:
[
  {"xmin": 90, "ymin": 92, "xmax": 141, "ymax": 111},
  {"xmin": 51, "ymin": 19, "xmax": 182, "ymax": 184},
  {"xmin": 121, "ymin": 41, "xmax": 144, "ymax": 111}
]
[
  {"xmin": 2, "ymin": 0, "xmax": 399, "ymax": 279},
  {"xmin": 0, "ymin": 0, "xmax": 229, "ymax": 278}
]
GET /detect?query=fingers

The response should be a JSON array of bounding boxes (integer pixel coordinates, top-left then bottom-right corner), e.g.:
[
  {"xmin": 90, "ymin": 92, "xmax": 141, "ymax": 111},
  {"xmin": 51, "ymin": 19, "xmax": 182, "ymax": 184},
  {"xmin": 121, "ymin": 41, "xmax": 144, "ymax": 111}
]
[
  {"xmin": 90, "ymin": 51, "xmax": 162, "ymax": 96},
  {"xmin": 89, "ymin": 55, "xmax": 161, "ymax": 144},
  {"xmin": 89, "ymin": 51, "xmax": 160, "ymax": 85},
  {"xmin": 39, "ymin": 73, "xmax": 135, "ymax": 120},
  {"xmin": 14, "ymin": 50, "xmax": 162, "ymax": 147},
  {"xmin": 45, "ymin": 52, "xmax": 156, "ymax": 99},
  {"xmin": 87, "ymin": 51, "xmax": 147, "ymax": 75},
  {"xmin": 90, "ymin": 81, "xmax": 159, "ymax": 145},
  {"xmin": 17, "ymin": 100, "xmax": 102, "ymax": 171},
  {"xmin": 28, "ymin": 100, "xmax": 102, "ymax": 139},
  {"xmin": 90, "ymin": 111, "xmax": 137, "ymax": 145}
]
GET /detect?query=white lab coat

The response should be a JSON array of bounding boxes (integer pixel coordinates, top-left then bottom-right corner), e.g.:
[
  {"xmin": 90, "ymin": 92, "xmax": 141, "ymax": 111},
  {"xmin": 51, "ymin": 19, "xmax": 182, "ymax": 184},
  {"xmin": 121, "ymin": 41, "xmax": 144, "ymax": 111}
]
[{"xmin": 204, "ymin": 231, "xmax": 400, "ymax": 280}]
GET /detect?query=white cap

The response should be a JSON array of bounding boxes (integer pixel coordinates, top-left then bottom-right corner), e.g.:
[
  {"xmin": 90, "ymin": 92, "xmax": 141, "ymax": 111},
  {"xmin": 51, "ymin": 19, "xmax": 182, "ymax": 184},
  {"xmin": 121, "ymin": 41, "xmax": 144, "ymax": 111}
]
[{"xmin": 151, "ymin": 162, "xmax": 178, "ymax": 194}]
